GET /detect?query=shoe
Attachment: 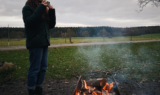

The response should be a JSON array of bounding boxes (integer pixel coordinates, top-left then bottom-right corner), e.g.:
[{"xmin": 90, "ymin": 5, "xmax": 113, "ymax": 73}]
[
  {"xmin": 28, "ymin": 89, "xmax": 35, "ymax": 95},
  {"xmin": 35, "ymin": 86, "xmax": 43, "ymax": 95}
]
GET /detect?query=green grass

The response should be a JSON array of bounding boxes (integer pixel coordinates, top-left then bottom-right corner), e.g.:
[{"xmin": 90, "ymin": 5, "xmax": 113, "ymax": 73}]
[
  {"xmin": 0, "ymin": 42, "xmax": 160, "ymax": 82},
  {"xmin": 132, "ymin": 33, "xmax": 160, "ymax": 40},
  {"xmin": 0, "ymin": 33, "xmax": 160, "ymax": 46}
]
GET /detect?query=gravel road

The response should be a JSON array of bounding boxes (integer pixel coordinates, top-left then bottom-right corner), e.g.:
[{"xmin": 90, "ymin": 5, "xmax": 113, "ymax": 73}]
[{"xmin": 0, "ymin": 40, "xmax": 160, "ymax": 51}]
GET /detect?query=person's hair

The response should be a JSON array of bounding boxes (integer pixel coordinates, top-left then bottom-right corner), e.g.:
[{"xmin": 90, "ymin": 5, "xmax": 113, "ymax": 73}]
[{"xmin": 26, "ymin": 0, "xmax": 49, "ymax": 21}]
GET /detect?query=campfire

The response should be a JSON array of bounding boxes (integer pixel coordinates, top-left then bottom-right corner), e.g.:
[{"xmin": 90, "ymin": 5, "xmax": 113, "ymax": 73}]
[{"xmin": 73, "ymin": 76, "xmax": 115, "ymax": 95}]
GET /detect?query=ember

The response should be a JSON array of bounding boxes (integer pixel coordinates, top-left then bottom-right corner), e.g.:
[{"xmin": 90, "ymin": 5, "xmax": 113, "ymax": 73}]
[
  {"xmin": 75, "ymin": 90, "xmax": 81, "ymax": 95},
  {"xmin": 73, "ymin": 76, "xmax": 115, "ymax": 95}
]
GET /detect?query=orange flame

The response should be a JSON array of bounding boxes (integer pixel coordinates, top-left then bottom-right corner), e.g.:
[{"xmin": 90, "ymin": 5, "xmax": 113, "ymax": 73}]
[
  {"xmin": 102, "ymin": 82, "xmax": 108, "ymax": 90},
  {"xmin": 107, "ymin": 82, "xmax": 113, "ymax": 92},
  {"xmin": 103, "ymin": 82, "xmax": 114, "ymax": 93},
  {"xmin": 92, "ymin": 91, "xmax": 98, "ymax": 95},
  {"xmin": 75, "ymin": 80, "xmax": 114, "ymax": 95},
  {"xmin": 75, "ymin": 90, "xmax": 81, "ymax": 95},
  {"xmin": 106, "ymin": 90, "xmax": 109, "ymax": 95},
  {"xmin": 83, "ymin": 80, "xmax": 89, "ymax": 89}
]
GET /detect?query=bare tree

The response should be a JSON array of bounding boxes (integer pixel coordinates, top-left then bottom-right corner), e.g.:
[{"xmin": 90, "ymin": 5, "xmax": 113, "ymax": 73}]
[
  {"xmin": 10, "ymin": 31, "xmax": 15, "ymax": 40},
  {"xmin": 10, "ymin": 31, "xmax": 24, "ymax": 41},
  {"xmin": 67, "ymin": 28, "xmax": 75, "ymax": 43},
  {"xmin": 98, "ymin": 28, "xmax": 110, "ymax": 41},
  {"xmin": 61, "ymin": 31, "xmax": 65, "ymax": 38},
  {"xmin": 16, "ymin": 32, "xmax": 24, "ymax": 41},
  {"xmin": 82, "ymin": 31, "xmax": 90, "ymax": 37},
  {"xmin": 0, "ymin": 32, "xmax": 2, "ymax": 41},
  {"xmin": 127, "ymin": 28, "xmax": 136, "ymax": 41},
  {"xmin": 1, "ymin": 31, "xmax": 8, "ymax": 41},
  {"xmin": 138, "ymin": 0, "xmax": 160, "ymax": 11}
]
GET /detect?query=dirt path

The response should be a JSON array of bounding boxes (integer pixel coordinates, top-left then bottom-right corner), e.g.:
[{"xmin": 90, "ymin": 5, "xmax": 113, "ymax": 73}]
[{"xmin": 0, "ymin": 40, "xmax": 160, "ymax": 51}]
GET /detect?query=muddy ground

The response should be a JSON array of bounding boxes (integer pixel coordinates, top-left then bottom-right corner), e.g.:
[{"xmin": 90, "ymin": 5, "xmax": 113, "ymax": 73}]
[
  {"xmin": 0, "ymin": 78, "xmax": 77, "ymax": 95},
  {"xmin": 0, "ymin": 73, "xmax": 160, "ymax": 95},
  {"xmin": 115, "ymin": 78, "xmax": 160, "ymax": 95}
]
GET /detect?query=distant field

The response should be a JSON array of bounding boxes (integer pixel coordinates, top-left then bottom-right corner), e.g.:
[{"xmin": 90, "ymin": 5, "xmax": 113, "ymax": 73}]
[{"xmin": 0, "ymin": 33, "xmax": 160, "ymax": 46}]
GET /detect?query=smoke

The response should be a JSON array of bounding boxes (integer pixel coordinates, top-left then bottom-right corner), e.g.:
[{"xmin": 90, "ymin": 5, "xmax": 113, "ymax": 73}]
[
  {"xmin": 76, "ymin": 45, "xmax": 102, "ymax": 69},
  {"xmin": 118, "ymin": 45, "xmax": 155, "ymax": 81},
  {"xmin": 75, "ymin": 42, "xmax": 158, "ymax": 82}
]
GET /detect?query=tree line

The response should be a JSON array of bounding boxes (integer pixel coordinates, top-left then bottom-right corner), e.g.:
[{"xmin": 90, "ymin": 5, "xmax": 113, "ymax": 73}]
[{"xmin": 0, "ymin": 26, "xmax": 160, "ymax": 41}]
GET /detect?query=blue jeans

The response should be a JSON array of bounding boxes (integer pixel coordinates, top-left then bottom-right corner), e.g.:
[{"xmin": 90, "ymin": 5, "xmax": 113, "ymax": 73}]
[{"xmin": 27, "ymin": 46, "xmax": 48, "ymax": 89}]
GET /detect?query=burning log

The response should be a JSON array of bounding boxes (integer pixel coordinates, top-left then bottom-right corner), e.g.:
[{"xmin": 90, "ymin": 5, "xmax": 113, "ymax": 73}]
[
  {"xmin": 94, "ymin": 90, "xmax": 102, "ymax": 94},
  {"xmin": 72, "ymin": 76, "xmax": 82, "ymax": 95},
  {"xmin": 103, "ymin": 82, "xmax": 113, "ymax": 92},
  {"xmin": 73, "ymin": 77, "xmax": 115, "ymax": 95},
  {"xmin": 82, "ymin": 80, "xmax": 95, "ymax": 93},
  {"xmin": 102, "ymin": 90, "xmax": 108, "ymax": 95},
  {"xmin": 92, "ymin": 91, "xmax": 98, "ymax": 95},
  {"xmin": 86, "ymin": 78, "xmax": 107, "ymax": 87}
]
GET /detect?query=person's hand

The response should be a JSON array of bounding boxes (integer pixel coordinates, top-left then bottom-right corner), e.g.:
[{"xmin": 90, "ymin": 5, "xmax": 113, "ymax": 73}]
[
  {"xmin": 49, "ymin": 4, "xmax": 54, "ymax": 9},
  {"xmin": 41, "ymin": 0, "xmax": 48, "ymax": 7}
]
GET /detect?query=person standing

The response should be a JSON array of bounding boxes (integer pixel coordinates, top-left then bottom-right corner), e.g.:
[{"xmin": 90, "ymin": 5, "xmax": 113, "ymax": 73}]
[{"xmin": 22, "ymin": 0, "xmax": 56, "ymax": 95}]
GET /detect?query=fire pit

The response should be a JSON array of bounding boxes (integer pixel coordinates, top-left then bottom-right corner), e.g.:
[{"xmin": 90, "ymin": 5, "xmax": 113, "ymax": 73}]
[{"xmin": 72, "ymin": 76, "xmax": 119, "ymax": 95}]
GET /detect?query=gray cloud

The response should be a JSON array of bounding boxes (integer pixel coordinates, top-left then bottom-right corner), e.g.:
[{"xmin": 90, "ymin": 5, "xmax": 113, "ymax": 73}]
[{"xmin": 0, "ymin": 0, "xmax": 160, "ymax": 27}]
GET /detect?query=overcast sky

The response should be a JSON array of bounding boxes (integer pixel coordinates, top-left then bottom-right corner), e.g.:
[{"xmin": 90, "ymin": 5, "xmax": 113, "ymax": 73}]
[{"xmin": 0, "ymin": 0, "xmax": 160, "ymax": 27}]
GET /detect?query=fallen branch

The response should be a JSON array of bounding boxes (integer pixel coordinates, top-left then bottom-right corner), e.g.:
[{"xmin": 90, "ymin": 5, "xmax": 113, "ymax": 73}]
[
  {"xmin": 112, "ymin": 76, "xmax": 121, "ymax": 95},
  {"xmin": 131, "ymin": 80, "xmax": 141, "ymax": 88}
]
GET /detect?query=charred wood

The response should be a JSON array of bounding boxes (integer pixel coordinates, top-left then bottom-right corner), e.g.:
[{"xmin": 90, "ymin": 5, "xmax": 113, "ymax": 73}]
[{"xmin": 86, "ymin": 78, "xmax": 107, "ymax": 87}]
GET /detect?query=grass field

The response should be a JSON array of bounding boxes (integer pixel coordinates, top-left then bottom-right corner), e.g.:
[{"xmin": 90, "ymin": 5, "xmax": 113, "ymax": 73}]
[
  {"xmin": 0, "ymin": 33, "xmax": 160, "ymax": 46},
  {"xmin": 0, "ymin": 42, "xmax": 160, "ymax": 82}
]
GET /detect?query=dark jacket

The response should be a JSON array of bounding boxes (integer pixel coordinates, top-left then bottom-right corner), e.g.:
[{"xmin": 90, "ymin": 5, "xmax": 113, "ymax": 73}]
[{"xmin": 22, "ymin": 4, "xmax": 56, "ymax": 49}]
